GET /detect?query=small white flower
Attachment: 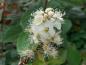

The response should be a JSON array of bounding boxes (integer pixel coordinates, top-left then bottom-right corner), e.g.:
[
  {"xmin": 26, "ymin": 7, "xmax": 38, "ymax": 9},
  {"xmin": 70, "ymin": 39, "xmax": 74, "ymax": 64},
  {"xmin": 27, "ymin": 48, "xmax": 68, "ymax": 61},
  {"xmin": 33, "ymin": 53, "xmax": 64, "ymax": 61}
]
[
  {"xmin": 48, "ymin": 11, "xmax": 54, "ymax": 17},
  {"xmin": 53, "ymin": 11, "xmax": 64, "ymax": 21},
  {"xmin": 19, "ymin": 50, "xmax": 34, "ymax": 57},
  {"xmin": 33, "ymin": 15, "xmax": 44, "ymax": 25},
  {"xmin": 32, "ymin": 10, "xmax": 44, "ymax": 16},
  {"xmin": 49, "ymin": 47, "xmax": 58, "ymax": 58},
  {"xmin": 33, "ymin": 36, "xmax": 39, "ymax": 44},
  {"xmin": 50, "ymin": 18, "xmax": 56, "ymax": 22},
  {"xmin": 43, "ymin": 13, "xmax": 48, "ymax": 21},
  {"xmin": 44, "ymin": 45, "xmax": 58, "ymax": 58},
  {"xmin": 53, "ymin": 33, "xmax": 63, "ymax": 45},
  {"xmin": 45, "ymin": 8, "xmax": 53, "ymax": 13},
  {"xmin": 54, "ymin": 21, "xmax": 62, "ymax": 30}
]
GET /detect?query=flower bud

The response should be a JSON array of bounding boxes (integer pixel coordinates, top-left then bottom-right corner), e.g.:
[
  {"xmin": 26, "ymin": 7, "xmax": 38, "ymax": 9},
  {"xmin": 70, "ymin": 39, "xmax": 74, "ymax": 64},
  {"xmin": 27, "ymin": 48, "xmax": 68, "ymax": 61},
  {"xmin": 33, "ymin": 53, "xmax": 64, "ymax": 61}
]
[{"xmin": 45, "ymin": 8, "xmax": 53, "ymax": 13}]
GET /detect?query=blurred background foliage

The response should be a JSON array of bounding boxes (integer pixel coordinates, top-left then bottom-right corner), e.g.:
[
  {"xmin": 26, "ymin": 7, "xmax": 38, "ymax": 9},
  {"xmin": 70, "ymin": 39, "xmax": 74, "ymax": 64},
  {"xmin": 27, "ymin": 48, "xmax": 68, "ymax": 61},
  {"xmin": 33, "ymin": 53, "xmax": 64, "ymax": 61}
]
[{"xmin": 0, "ymin": 0, "xmax": 86, "ymax": 65}]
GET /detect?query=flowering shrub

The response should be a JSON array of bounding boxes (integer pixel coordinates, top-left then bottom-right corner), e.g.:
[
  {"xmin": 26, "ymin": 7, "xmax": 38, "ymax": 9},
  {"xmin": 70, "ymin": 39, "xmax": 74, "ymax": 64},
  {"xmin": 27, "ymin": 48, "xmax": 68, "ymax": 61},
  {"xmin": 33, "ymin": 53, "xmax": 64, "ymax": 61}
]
[
  {"xmin": 25, "ymin": 8, "xmax": 64, "ymax": 57},
  {"xmin": 2, "ymin": 0, "xmax": 86, "ymax": 65},
  {"xmin": 17, "ymin": 8, "xmax": 66, "ymax": 65}
]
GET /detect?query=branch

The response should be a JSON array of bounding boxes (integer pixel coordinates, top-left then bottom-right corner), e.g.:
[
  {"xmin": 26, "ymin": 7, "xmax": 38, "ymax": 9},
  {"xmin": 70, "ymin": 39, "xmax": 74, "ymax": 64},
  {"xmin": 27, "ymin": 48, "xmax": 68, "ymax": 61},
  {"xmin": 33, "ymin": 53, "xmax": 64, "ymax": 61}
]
[{"xmin": 43, "ymin": 0, "xmax": 48, "ymax": 11}]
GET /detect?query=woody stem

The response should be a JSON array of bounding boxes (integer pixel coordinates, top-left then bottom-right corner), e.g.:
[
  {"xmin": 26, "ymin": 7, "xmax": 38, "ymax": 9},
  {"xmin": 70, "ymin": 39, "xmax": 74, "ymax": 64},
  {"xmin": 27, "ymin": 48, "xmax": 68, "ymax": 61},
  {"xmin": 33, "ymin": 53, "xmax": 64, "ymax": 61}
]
[{"xmin": 44, "ymin": 0, "xmax": 48, "ymax": 11}]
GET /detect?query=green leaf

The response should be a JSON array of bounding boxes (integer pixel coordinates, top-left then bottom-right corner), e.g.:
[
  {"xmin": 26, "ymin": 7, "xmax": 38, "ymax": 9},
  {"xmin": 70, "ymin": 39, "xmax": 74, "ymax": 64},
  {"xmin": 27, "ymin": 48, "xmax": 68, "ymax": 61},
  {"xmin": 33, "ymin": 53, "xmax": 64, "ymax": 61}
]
[
  {"xmin": 3, "ymin": 24, "xmax": 22, "ymax": 42},
  {"xmin": 20, "ymin": 11, "xmax": 32, "ymax": 29},
  {"xmin": 62, "ymin": 19, "xmax": 72, "ymax": 34},
  {"xmin": 67, "ymin": 45, "xmax": 81, "ymax": 65},
  {"xmin": 17, "ymin": 32, "xmax": 37, "ymax": 56}
]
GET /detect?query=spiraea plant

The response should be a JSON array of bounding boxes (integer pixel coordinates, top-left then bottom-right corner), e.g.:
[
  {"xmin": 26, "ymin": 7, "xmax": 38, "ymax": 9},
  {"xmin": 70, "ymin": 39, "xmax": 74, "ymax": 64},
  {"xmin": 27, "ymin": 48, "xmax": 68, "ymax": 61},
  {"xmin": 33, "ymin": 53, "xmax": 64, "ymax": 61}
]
[
  {"xmin": 3, "ymin": 0, "xmax": 84, "ymax": 65},
  {"xmin": 18, "ymin": 7, "xmax": 66, "ymax": 65}
]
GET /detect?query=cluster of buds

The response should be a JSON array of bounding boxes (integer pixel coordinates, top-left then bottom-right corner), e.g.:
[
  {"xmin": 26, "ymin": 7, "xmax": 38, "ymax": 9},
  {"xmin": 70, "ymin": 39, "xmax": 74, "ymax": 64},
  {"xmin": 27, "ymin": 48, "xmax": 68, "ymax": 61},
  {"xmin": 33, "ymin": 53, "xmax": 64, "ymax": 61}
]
[{"xmin": 25, "ymin": 8, "xmax": 65, "ymax": 58}]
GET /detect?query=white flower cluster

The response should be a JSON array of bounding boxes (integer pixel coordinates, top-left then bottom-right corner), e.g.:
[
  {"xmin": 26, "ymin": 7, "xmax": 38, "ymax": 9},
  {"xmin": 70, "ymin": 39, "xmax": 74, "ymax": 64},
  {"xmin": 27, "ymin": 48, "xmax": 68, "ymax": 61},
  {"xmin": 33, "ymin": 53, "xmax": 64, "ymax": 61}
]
[{"xmin": 26, "ymin": 8, "xmax": 64, "ymax": 58}]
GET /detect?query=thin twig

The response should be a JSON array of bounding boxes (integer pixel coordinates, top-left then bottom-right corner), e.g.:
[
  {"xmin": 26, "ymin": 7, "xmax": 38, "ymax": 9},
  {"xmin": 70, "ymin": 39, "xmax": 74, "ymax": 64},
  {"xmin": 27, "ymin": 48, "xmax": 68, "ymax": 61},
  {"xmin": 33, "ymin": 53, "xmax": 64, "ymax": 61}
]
[{"xmin": 43, "ymin": 0, "xmax": 48, "ymax": 11}]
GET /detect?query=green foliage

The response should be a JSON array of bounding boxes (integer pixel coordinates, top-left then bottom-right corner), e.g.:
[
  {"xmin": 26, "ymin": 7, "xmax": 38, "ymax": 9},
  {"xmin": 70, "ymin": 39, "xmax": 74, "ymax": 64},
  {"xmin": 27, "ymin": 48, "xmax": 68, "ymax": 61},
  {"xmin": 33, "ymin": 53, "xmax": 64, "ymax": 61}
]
[
  {"xmin": 17, "ymin": 32, "xmax": 38, "ymax": 56},
  {"xmin": 5, "ymin": 49, "xmax": 19, "ymax": 65},
  {"xmin": 67, "ymin": 45, "xmax": 81, "ymax": 65},
  {"xmin": 62, "ymin": 19, "xmax": 72, "ymax": 34},
  {"xmin": 1, "ymin": 0, "xmax": 86, "ymax": 65},
  {"xmin": 20, "ymin": 11, "xmax": 31, "ymax": 29},
  {"xmin": 47, "ymin": 50, "xmax": 67, "ymax": 65},
  {"xmin": 3, "ymin": 24, "xmax": 22, "ymax": 42},
  {"xmin": 17, "ymin": 32, "xmax": 30, "ymax": 54}
]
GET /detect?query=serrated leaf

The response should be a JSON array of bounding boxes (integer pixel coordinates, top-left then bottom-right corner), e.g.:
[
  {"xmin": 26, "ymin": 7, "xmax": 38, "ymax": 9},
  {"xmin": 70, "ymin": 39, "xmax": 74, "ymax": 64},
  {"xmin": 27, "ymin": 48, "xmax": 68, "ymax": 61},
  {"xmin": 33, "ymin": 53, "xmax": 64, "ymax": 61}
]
[{"xmin": 67, "ymin": 45, "xmax": 81, "ymax": 65}]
